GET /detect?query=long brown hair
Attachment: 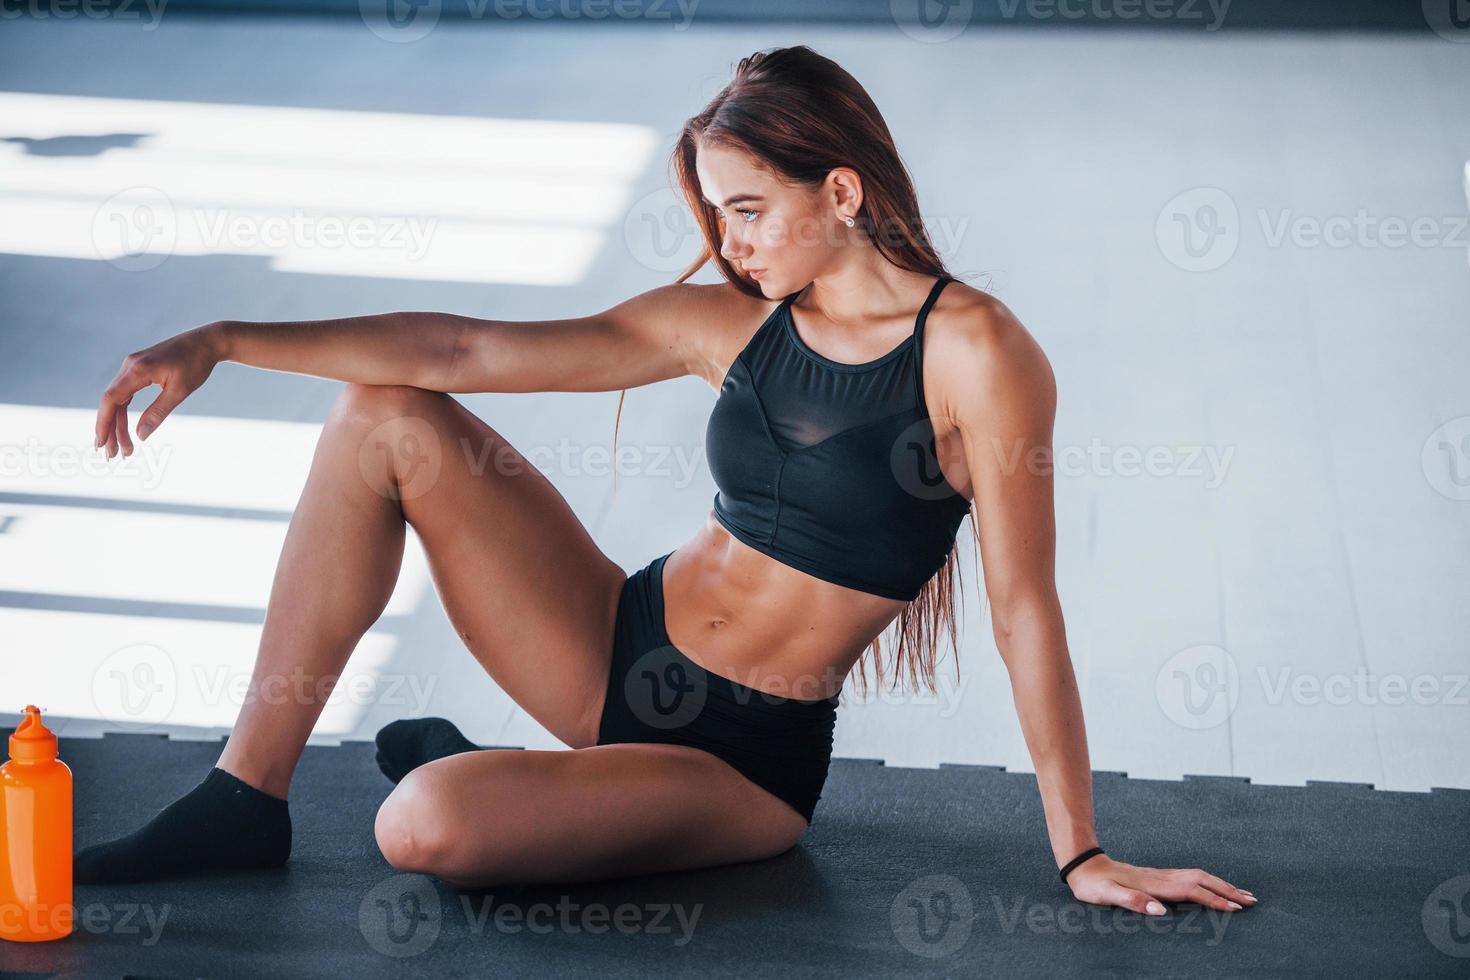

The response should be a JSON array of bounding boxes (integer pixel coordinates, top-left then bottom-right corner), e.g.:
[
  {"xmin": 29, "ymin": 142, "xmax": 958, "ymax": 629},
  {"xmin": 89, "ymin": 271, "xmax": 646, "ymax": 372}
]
[{"xmin": 614, "ymin": 44, "xmax": 986, "ymax": 701}]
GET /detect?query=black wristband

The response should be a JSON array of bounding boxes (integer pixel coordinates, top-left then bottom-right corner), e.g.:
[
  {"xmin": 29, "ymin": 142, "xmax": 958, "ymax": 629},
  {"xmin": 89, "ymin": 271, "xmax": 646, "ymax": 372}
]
[{"xmin": 1059, "ymin": 846, "xmax": 1105, "ymax": 884}]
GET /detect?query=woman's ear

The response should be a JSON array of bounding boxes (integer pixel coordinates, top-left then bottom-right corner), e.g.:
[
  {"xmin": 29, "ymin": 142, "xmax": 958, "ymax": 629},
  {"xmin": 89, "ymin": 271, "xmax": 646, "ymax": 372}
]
[{"xmin": 826, "ymin": 167, "xmax": 864, "ymax": 216}]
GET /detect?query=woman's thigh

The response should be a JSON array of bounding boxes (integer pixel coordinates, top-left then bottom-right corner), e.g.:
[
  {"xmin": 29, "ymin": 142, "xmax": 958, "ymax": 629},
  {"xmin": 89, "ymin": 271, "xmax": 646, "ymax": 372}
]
[
  {"xmin": 374, "ymin": 743, "xmax": 810, "ymax": 887},
  {"xmin": 342, "ymin": 383, "xmax": 628, "ymax": 749}
]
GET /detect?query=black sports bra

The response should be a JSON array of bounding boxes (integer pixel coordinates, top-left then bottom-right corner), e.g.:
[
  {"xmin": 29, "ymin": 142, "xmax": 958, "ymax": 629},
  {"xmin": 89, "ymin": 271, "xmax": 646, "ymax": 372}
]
[{"xmin": 705, "ymin": 275, "xmax": 971, "ymax": 601}]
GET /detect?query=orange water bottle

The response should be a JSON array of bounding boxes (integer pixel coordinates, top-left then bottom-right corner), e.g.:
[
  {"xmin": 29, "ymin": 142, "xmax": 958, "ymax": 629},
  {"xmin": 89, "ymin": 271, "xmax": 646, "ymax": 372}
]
[{"xmin": 1, "ymin": 705, "xmax": 73, "ymax": 942}]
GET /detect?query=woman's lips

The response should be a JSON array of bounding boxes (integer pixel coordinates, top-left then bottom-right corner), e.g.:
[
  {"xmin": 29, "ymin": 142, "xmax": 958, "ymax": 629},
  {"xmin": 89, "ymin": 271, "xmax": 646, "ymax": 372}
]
[{"xmin": 747, "ymin": 268, "xmax": 766, "ymax": 280}]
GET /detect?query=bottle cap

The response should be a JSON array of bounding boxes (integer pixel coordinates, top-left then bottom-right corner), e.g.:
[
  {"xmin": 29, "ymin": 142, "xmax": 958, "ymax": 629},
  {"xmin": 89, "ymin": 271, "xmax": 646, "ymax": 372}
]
[{"xmin": 9, "ymin": 704, "xmax": 58, "ymax": 762}]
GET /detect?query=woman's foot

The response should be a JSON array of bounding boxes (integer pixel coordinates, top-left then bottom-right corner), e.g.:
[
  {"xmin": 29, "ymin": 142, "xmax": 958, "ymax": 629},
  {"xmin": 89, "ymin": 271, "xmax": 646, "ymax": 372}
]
[
  {"xmin": 73, "ymin": 766, "xmax": 291, "ymax": 884},
  {"xmin": 374, "ymin": 717, "xmax": 481, "ymax": 784}
]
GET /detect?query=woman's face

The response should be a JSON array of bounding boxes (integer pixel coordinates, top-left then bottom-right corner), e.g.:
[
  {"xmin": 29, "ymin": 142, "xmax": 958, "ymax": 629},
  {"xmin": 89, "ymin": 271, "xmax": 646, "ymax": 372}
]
[{"xmin": 694, "ymin": 141, "xmax": 840, "ymax": 297}]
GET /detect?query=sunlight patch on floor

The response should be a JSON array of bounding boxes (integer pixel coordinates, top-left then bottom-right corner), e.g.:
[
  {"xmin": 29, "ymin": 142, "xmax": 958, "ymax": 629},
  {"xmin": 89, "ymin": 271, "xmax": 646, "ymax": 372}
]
[{"xmin": 0, "ymin": 92, "xmax": 659, "ymax": 284}]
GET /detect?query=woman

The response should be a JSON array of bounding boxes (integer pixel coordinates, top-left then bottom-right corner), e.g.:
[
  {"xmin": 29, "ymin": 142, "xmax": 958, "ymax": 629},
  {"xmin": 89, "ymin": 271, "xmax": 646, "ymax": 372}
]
[{"xmin": 78, "ymin": 45, "xmax": 1254, "ymax": 918}]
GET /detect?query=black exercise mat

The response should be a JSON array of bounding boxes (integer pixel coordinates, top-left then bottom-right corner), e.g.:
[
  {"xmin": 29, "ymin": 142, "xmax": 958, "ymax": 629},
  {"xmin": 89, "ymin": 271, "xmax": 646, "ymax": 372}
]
[{"xmin": 2, "ymin": 726, "xmax": 1467, "ymax": 978}]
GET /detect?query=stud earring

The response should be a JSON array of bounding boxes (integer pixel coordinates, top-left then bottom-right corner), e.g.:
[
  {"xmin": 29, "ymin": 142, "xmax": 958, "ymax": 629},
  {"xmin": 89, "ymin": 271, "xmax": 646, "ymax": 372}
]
[{"xmin": 842, "ymin": 214, "xmax": 855, "ymax": 228}]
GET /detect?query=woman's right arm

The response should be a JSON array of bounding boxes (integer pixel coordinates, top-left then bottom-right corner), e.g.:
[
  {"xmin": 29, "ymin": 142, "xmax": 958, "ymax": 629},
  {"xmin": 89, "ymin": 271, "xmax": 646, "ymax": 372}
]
[{"xmin": 95, "ymin": 282, "xmax": 736, "ymax": 458}]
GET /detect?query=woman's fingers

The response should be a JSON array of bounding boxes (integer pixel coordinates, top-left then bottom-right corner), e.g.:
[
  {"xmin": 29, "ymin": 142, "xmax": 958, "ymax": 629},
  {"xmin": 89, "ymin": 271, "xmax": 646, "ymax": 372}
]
[
  {"xmin": 136, "ymin": 384, "xmax": 186, "ymax": 441},
  {"xmin": 1184, "ymin": 883, "xmax": 1243, "ymax": 912},
  {"xmin": 96, "ymin": 355, "xmax": 151, "ymax": 457},
  {"xmin": 94, "ymin": 398, "xmax": 110, "ymax": 452},
  {"xmin": 1188, "ymin": 877, "xmax": 1255, "ymax": 910},
  {"xmin": 1105, "ymin": 884, "xmax": 1168, "ymax": 917},
  {"xmin": 112, "ymin": 403, "xmax": 134, "ymax": 458},
  {"xmin": 97, "ymin": 375, "xmax": 129, "ymax": 455},
  {"xmin": 100, "ymin": 401, "xmax": 121, "ymax": 459},
  {"xmin": 1146, "ymin": 869, "xmax": 1254, "ymax": 913},
  {"xmin": 1074, "ymin": 862, "xmax": 1257, "ymax": 917},
  {"xmin": 96, "ymin": 333, "xmax": 217, "ymax": 453},
  {"xmin": 1158, "ymin": 869, "xmax": 1255, "ymax": 909},
  {"xmin": 96, "ymin": 386, "xmax": 124, "ymax": 454},
  {"xmin": 1196, "ymin": 869, "xmax": 1256, "ymax": 905}
]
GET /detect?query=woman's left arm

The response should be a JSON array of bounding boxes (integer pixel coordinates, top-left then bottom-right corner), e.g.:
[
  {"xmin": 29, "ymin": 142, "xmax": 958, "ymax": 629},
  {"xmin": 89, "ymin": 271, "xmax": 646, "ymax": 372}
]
[{"xmin": 933, "ymin": 296, "xmax": 1257, "ymax": 917}]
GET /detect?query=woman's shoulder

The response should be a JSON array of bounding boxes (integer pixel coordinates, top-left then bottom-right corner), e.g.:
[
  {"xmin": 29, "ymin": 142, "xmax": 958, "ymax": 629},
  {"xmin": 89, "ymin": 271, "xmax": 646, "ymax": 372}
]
[
  {"xmin": 928, "ymin": 278, "xmax": 1038, "ymax": 363},
  {"xmin": 925, "ymin": 278, "xmax": 1054, "ymax": 415}
]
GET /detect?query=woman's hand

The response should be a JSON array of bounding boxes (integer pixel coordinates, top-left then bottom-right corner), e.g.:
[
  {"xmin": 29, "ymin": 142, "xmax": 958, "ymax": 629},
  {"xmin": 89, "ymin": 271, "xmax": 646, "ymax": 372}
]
[
  {"xmin": 1064, "ymin": 855, "xmax": 1257, "ymax": 915},
  {"xmin": 95, "ymin": 323, "xmax": 227, "ymax": 458}
]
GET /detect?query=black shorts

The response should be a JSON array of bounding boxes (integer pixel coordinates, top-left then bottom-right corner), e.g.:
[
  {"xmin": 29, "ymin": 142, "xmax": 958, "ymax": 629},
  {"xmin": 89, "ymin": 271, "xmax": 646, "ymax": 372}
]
[{"xmin": 595, "ymin": 551, "xmax": 841, "ymax": 824}]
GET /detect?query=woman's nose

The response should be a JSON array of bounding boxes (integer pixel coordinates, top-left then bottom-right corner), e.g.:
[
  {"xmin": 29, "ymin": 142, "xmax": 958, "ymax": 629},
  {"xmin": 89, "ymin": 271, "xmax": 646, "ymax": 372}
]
[{"xmin": 719, "ymin": 228, "xmax": 748, "ymax": 263}]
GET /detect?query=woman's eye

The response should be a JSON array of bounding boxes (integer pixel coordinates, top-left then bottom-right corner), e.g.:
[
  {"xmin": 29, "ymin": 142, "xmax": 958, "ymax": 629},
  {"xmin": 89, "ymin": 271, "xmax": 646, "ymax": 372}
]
[{"xmin": 712, "ymin": 207, "xmax": 758, "ymax": 224}]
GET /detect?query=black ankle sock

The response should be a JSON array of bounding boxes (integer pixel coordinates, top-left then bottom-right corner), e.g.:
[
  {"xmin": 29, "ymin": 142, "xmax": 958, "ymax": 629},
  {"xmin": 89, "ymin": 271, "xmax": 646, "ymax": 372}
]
[
  {"xmin": 73, "ymin": 766, "xmax": 291, "ymax": 885},
  {"xmin": 374, "ymin": 717, "xmax": 480, "ymax": 784}
]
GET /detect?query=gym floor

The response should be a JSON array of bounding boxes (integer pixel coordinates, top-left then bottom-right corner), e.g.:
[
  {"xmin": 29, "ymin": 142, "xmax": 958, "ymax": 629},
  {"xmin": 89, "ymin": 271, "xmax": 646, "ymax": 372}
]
[{"xmin": 1, "ymin": 4, "xmax": 1468, "ymax": 976}]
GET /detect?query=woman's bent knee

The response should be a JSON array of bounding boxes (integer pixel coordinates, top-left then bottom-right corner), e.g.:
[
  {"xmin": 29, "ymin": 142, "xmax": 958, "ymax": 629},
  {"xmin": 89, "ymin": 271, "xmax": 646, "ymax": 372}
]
[
  {"xmin": 374, "ymin": 771, "xmax": 466, "ymax": 873},
  {"xmin": 328, "ymin": 384, "xmax": 455, "ymax": 501}
]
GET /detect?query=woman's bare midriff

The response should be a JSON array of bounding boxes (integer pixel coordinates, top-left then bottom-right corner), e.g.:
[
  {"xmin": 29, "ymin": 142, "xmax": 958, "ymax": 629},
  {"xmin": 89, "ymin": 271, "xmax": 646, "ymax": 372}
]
[{"xmin": 660, "ymin": 510, "xmax": 909, "ymax": 701}]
